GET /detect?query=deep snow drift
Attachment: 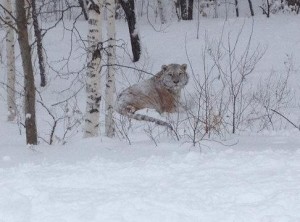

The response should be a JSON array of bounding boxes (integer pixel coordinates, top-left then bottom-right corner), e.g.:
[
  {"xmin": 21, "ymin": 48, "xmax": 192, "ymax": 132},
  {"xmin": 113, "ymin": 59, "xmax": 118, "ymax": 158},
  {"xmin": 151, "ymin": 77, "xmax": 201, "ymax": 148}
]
[{"xmin": 1, "ymin": 106, "xmax": 300, "ymax": 221}]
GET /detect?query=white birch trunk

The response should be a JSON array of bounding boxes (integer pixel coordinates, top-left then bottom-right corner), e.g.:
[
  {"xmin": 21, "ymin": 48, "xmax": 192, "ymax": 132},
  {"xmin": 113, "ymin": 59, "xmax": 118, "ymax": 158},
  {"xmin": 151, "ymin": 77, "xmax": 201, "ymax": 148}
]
[
  {"xmin": 157, "ymin": 0, "xmax": 166, "ymax": 24},
  {"xmin": 84, "ymin": 0, "xmax": 103, "ymax": 138},
  {"xmin": 4, "ymin": 0, "xmax": 17, "ymax": 121},
  {"xmin": 105, "ymin": 0, "xmax": 116, "ymax": 137}
]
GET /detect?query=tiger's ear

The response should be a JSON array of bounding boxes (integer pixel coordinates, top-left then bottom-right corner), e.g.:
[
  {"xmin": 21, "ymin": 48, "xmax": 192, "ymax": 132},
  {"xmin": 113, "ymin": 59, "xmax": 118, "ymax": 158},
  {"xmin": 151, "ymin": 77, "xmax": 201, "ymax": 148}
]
[
  {"xmin": 181, "ymin": 64, "xmax": 187, "ymax": 71},
  {"xmin": 161, "ymin": 65, "xmax": 168, "ymax": 71}
]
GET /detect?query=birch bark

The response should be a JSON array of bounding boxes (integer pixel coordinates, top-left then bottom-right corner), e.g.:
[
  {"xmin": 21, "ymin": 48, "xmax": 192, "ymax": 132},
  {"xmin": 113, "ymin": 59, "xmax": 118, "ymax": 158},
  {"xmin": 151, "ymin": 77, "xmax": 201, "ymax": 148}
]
[
  {"xmin": 4, "ymin": 0, "xmax": 16, "ymax": 121},
  {"xmin": 84, "ymin": 0, "xmax": 103, "ymax": 137},
  {"xmin": 105, "ymin": 0, "xmax": 116, "ymax": 137}
]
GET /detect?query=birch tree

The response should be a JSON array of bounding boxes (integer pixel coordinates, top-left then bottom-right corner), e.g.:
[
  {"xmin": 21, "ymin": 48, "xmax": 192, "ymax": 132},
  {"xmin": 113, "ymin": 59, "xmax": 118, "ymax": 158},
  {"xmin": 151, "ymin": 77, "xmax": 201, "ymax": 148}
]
[
  {"xmin": 4, "ymin": 0, "xmax": 16, "ymax": 121},
  {"xmin": 84, "ymin": 0, "xmax": 102, "ymax": 137},
  {"xmin": 16, "ymin": 0, "xmax": 38, "ymax": 145},
  {"xmin": 105, "ymin": 0, "xmax": 116, "ymax": 137}
]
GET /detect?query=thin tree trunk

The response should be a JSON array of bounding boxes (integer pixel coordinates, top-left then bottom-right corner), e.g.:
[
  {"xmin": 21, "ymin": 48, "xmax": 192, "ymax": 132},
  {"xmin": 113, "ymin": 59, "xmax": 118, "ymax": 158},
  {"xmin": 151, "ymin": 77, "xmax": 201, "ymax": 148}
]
[
  {"xmin": 180, "ymin": 0, "xmax": 188, "ymax": 20},
  {"xmin": 266, "ymin": 0, "xmax": 270, "ymax": 17},
  {"xmin": 157, "ymin": 0, "xmax": 166, "ymax": 24},
  {"xmin": 16, "ymin": 0, "xmax": 38, "ymax": 145},
  {"xmin": 25, "ymin": 0, "xmax": 33, "ymax": 43},
  {"xmin": 225, "ymin": 0, "xmax": 228, "ymax": 20},
  {"xmin": 248, "ymin": 0, "xmax": 254, "ymax": 16},
  {"xmin": 105, "ymin": 0, "xmax": 116, "ymax": 138},
  {"xmin": 78, "ymin": 0, "xmax": 89, "ymax": 20},
  {"xmin": 84, "ymin": 0, "xmax": 102, "ymax": 138},
  {"xmin": 174, "ymin": 0, "xmax": 181, "ymax": 21},
  {"xmin": 32, "ymin": 0, "xmax": 46, "ymax": 87},
  {"xmin": 235, "ymin": 0, "xmax": 239, "ymax": 17},
  {"xmin": 4, "ymin": 0, "xmax": 17, "ymax": 122},
  {"xmin": 232, "ymin": 97, "xmax": 236, "ymax": 134},
  {"xmin": 119, "ymin": 0, "xmax": 141, "ymax": 62},
  {"xmin": 196, "ymin": 0, "xmax": 200, "ymax": 39},
  {"xmin": 260, "ymin": 0, "xmax": 271, "ymax": 17},
  {"xmin": 187, "ymin": 0, "xmax": 194, "ymax": 20}
]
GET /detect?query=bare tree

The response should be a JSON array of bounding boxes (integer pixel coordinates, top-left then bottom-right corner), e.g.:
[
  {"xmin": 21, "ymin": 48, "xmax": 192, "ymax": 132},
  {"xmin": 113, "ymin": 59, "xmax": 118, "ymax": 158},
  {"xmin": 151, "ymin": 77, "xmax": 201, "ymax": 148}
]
[
  {"xmin": 260, "ymin": 0, "xmax": 271, "ymax": 17},
  {"xmin": 32, "ymin": 0, "xmax": 46, "ymax": 87},
  {"xmin": 180, "ymin": 0, "xmax": 188, "ymax": 20},
  {"xmin": 174, "ymin": 0, "xmax": 181, "ymax": 20},
  {"xmin": 235, "ymin": 0, "xmax": 239, "ymax": 17},
  {"xmin": 188, "ymin": 0, "xmax": 194, "ymax": 20},
  {"xmin": 84, "ymin": 0, "xmax": 103, "ymax": 137},
  {"xmin": 3, "ymin": 0, "xmax": 16, "ymax": 121},
  {"xmin": 209, "ymin": 24, "xmax": 265, "ymax": 134},
  {"xmin": 248, "ymin": 0, "xmax": 254, "ymax": 16},
  {"xmin": 78, "ymin": 0, "xmax": 89, "ymax": 20},
  {"xmin": 119, "ymin": 0, "xmax": 141, "ymax": 62},
  {"xmin": 225, "ymin": 0, "xmax": 228, "ymax": 20},
  {"xmin": 105, "ymin": 0, "xmax": 116, "ymax": 137},
  {"xmin": 252, "ymin": 56, "xmax": 293, "ymax": 131},
  {"xmin": 16, "ymin": 0, "xmax": 38, "ymax": 145}
]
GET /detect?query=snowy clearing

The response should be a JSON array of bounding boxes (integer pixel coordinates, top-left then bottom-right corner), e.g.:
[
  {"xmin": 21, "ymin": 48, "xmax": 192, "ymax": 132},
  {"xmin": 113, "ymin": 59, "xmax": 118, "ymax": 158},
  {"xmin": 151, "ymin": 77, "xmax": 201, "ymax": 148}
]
[
  {"xmin": 1, "ymin": 8, "xmax": 300, "ymax": 222},
  {"xmin": 1, "ymin": 96, "xmax": 300, "ymax": 221}
]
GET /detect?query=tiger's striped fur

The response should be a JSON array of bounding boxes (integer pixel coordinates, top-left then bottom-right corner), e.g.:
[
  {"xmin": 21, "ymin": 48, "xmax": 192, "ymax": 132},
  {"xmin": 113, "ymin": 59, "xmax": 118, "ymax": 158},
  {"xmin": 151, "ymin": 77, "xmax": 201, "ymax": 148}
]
[{"xmin": 116, "ymin": 63, "xmax": 189, "ymax": 129}]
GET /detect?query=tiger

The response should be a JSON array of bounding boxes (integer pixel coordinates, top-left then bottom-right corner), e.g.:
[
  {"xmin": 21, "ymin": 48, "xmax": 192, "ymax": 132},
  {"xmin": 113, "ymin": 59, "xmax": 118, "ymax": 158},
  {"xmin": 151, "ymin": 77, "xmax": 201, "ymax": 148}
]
[{"xmin": 115, "ymin": 63, "xmax": 189, "ymax": 130}]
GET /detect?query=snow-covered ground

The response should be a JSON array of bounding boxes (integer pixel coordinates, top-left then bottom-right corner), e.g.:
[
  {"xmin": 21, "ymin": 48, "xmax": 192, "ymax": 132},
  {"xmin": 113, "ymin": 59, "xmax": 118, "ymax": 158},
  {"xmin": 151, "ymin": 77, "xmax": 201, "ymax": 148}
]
[
  {"xmin": 1, "ymin": 97, "xmax": 300, "ymax": 221},
  {"xmin": 1, "ymin": 14, "xmax": 300, "ymax": 222}
]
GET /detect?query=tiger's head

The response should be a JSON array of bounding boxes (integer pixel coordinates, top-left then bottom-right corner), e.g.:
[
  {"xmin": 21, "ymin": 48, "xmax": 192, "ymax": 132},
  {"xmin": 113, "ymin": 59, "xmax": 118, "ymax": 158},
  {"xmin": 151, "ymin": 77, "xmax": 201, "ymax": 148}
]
[{"xmin": 158, "ymin": 63, "xmax": 189, "ymax": 91}]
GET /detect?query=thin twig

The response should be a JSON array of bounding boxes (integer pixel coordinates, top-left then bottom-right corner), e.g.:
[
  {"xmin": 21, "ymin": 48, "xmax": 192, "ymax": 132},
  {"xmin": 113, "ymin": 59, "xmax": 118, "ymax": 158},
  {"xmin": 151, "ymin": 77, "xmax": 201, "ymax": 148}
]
[{"xmin": 270, "ymin": 109, "xmax": 300, "ymax": 130}]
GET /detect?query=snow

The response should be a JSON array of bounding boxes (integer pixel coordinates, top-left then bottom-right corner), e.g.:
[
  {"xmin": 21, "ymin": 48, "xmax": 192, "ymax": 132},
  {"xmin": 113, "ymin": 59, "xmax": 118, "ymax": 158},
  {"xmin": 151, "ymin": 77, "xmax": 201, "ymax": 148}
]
[
  {"xmin": 1, "ymin": 9, "xmax": 300, "ymax": 222},
  {"xmin": 25, "ymin": 113, "xmax": 31, "ymax": 119},
  {"xmin": 2, "ymin": 155, "xmax": 11, "ymax": 162},
  {"xmin": 2, "ymin": 98, "xmax": 300, "ymax": 221}
]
